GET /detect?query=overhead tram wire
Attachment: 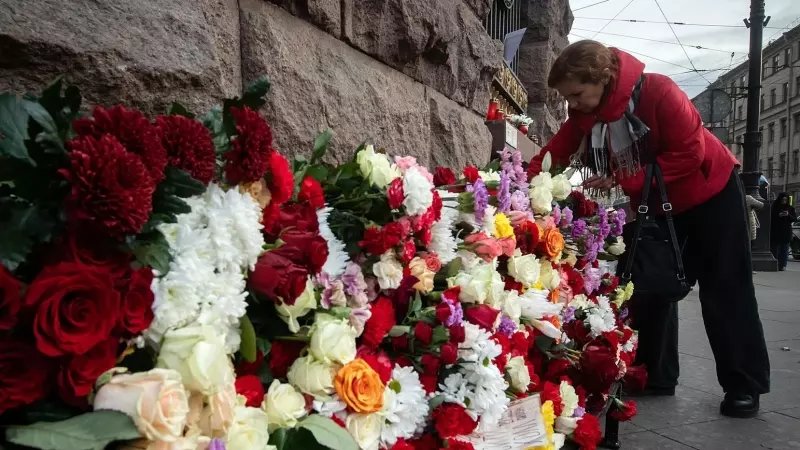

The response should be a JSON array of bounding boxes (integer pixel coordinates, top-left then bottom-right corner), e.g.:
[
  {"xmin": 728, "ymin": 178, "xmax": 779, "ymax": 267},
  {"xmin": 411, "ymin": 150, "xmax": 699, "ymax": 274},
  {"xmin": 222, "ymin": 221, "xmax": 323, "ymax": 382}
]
[
  {"xmin": 574, "ymin": 17, "xmax": 785, "ymax": 29},
  {"xmin": 573, "ymin": 0, "xmax": 610, "ymax": 12},
  {"xmin": 571, "ymin": 28, "xmax": 746, "ymax": 54},
  {"xmin": 571, "ymin": 32, "xmax": 695, "ymax": 72},
  {"xmin": 653, "ymin": 0, "xmax": 710, "ymax": 84},
  {"xmin": 591, "ymin": 0, "xmax": 636, "ymax": 39}
]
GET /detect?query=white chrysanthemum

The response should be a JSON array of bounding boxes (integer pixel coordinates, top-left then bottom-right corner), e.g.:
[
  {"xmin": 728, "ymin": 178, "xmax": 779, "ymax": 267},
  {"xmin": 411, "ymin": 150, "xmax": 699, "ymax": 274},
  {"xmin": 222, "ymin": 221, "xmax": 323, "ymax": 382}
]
[
  {"xmin": 380, "ymin": 366, "xmax": 429, "ymax": 446},
  {"xmin": 438, "ymin": 373, "xmax": 470, "ymax": 407},
  {"xmin": 317, "ymin": 206, "xmax": 350, "ymax": 278},
  {"xmin": 402, "ymin": 166, "xmax": 434, "ymax": 216},
  {"xmin": 458, "ymin": 324, "xmax": 509, "ymax": 430},
  {"xmin": 568, "ymin": 294, "xmax": 592, "ymax": 310},
  {"xmin": 586, "ymin": 295, "xmax": 617, "ymax": 338},
  {"xmin": 204, "ymin": 184, "xmax": 265, "ymax": 272},
  {"xmin": 622, "ymin": 332, "xmax": 638, "ymax": 353},
  {"xmin": 313, "ymin": 396, "xmax": 348, "ymax": 417}
]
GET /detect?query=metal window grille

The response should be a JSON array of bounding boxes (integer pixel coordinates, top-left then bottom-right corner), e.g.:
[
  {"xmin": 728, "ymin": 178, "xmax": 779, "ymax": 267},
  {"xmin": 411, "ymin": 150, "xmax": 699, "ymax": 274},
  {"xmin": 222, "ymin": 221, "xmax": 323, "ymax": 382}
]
[{"xmin": 484, "ymin": 0, "xmax": 523, "ymax": 74}]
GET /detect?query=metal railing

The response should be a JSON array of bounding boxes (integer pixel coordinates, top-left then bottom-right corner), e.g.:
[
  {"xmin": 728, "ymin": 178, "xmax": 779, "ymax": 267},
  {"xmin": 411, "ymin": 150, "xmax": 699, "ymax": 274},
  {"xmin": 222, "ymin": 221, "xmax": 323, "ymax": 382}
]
[{"xmin": 484, "ymin": 0, "xmax": 522, "ymax": 74}]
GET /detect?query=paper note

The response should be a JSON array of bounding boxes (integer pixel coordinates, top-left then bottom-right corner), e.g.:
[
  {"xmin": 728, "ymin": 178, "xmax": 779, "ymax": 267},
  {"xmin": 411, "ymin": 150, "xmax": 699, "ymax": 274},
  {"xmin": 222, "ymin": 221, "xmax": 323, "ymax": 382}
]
[
  {"xmin": 505, "ymin": 123, "xmax": 518, "ymax": 149},
  {"xmin": 462, "ymin": 394, "xmax": 549, "ymax": 450}
]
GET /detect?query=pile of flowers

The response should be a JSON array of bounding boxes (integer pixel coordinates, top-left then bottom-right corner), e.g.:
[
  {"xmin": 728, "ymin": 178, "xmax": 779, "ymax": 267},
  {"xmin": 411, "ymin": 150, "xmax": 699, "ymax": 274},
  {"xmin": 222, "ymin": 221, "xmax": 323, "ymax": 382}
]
[{"xmin": 0, "ymin": 78, "xmax": 644, "ymax": 450}]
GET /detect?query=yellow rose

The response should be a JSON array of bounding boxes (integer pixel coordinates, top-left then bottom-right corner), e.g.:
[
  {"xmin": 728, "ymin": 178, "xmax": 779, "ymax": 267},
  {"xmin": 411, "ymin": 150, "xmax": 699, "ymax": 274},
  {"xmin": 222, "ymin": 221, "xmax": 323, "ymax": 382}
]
[
  {"xmin": 93, "ymin": 368, "xmax": 189, "ymax": 442},
  {"xmin": 225, "ymin": 397, "xmax": 271, "ymax": 450},
  {"xmin": 334, "ymin": 359, "xmax": 385, "ymax": 414},
  {"xmin": 494, "ymin": 213, "xmax": 515, "ymax": 239},
  {"xmin": 408, "ymin": 257, "xmax": 435, "ymax": 294},
  {"xmin": 156, "ymin": 325, "xmax": 235, "ymax": 396},
  {"xmin": 276, "ymin": 278, "xmax": 317, "ymax": 333},
  {"xmin": 310, "ymin": 314, "xmax": 357, "ymax": 365},
  {"xmin": 262, "ymin": 380, "xmax": 307, "ymax": 430},
  {"xmin": 287, "ymin": 354, "xmax": 337, "ymax": 398},
  {"xmin": 345, "ymin": 413, "xmax": 382, "ymax": 450}
]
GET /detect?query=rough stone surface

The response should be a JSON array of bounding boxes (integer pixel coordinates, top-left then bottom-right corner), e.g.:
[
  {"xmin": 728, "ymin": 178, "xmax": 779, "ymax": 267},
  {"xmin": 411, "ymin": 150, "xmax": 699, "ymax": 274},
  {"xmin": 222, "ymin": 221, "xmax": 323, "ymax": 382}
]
[
  {"xmin": 239, "ymin": 0, "xmax": 433, "ymax": 164},
  {"xmin": 521, "ymin": 0, "xmax": 573, "ymax": 43},
  {"xmin": 0, "ymin": 0, "xmax": 241, "ymax": 115},
  {"xmin": 266, "ymin": 0, "xmax": 341, "ymax": 38},
  {"xmin": 427, "ymin": 89, "xmax": 492, "ymax": 169},
  {"xmin": 527, "ymin": 103, "xmax": 561, "ymax": 144},
  {"xmin": 462, "ymin": 0, "xmax": 494, "ymax": 21}
]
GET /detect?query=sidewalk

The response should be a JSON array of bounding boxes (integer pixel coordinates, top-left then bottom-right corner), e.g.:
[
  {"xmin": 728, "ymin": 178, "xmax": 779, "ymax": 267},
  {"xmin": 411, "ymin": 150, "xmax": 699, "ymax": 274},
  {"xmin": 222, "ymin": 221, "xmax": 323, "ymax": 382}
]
[{"xmin": 616, "ymin": 261, "xmax": 800, "ymax": 449}]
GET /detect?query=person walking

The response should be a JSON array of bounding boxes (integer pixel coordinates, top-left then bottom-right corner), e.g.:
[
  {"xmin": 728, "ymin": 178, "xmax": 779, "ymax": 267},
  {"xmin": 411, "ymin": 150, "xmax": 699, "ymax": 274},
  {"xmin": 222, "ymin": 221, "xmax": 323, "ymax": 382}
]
[
  {"xmin": 770, "ymin": 193, "xmax": 796, "ymax": 271},
  {"xmin": 527, "ymin": 40, "xmax": 770, "ymax": 418}
]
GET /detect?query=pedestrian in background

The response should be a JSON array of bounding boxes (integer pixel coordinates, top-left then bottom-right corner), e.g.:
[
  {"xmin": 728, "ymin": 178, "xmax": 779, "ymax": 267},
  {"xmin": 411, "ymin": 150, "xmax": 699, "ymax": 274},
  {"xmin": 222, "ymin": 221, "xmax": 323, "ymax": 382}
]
[
  {"xmin": 527, "ymin": 40, "xmax": 770, "ymax": 418},
  {"xmin": 770, "ymin": 193, "xmax": 796, "ymax": 271}
]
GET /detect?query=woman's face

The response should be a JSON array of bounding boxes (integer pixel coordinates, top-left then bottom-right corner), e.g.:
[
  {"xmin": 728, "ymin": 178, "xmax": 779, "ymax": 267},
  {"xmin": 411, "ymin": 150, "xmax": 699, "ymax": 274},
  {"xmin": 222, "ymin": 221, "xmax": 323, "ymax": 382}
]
[
  {"xmin": 782, "ymin": 196, "xmax": 789, "ymax": 204},
  {"xmin": 555, "ymin": 78, "xmax": 608, "ymax": 114}
]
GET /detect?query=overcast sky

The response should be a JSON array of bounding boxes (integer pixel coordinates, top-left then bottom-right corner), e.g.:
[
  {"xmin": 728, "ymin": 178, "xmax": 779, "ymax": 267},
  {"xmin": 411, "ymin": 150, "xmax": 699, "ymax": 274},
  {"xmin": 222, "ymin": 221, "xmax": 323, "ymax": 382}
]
[{"xmin": 568, "ymin": 0, "xmax": 800, "ymax": 98}]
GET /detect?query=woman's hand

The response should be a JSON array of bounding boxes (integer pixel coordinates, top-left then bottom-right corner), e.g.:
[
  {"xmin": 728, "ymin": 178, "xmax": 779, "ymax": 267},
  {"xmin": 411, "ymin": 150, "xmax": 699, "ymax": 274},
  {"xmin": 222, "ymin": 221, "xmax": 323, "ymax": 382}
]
[{"xmin": 583, "ymin": 175, "xmax": 615, "ymax": 190}]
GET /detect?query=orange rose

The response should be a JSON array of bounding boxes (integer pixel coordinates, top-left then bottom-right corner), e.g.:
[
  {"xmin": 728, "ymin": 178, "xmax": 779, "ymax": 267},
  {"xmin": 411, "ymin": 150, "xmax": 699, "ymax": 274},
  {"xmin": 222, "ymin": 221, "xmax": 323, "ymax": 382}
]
[
  {"xmin": 334, "ymin": 359, "xmax": 385, "ymax": 413},
  {"xmin": 540, "ymin": 227, "xmax": 565, "ymax": 259}
]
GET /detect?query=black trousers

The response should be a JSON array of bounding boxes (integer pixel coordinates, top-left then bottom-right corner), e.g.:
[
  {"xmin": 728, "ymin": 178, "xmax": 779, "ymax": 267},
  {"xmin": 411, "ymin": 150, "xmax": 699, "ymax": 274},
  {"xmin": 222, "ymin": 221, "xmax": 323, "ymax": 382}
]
[{"xmin": 630, "ymin": 171, "xmax": 771, "ymax": 395}]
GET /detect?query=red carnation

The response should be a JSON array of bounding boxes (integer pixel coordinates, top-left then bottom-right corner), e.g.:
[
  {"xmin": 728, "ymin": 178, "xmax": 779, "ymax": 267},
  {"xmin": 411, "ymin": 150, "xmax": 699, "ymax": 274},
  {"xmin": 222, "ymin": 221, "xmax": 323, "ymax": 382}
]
[
  {"xmin": 361, "ymin": 297, "xmax": 396, "ymax": 349},
  {"xmin": 266, "ymin": 152, "xmax": 294, "ymax": 205},
  {"xmin": 429, "ymin": 190, "xmax": 443, "ymax": 222},
  {"xmin": 58, "ymin": 338, "xmax": 118, "ymax": 407},
  {"xmin": 432, "ymin": 403, "xmax": 478, "ymax": 438},
  {"xmin": 541, "ymin": 381, "xmax": 564, "ymax": 416},
  {"xmin": 269, "ymin": 340, "xmax": 305, "ymax": 379},
  {"xmin": 299, "ymin": 176, "xmax": 325, "ymax": 208},
  {"xmin": 408, "ymin": 434, "xmax": 439, "ymax": 450},
  {"xmin": 610, "ymin": 399, "xmax": 638, "ymax": 422},
  {"xmin": 545, "ymin": 359, "xmax": 574, "ymax": 383},
  {"xmin": 0, "ymin": 338, "xmax": 54, "ymax": 413},
  {"xmin": 224, "ymin": 106, "xmax": 273, "ymax": 185},
  {"xmin": 359, "ymin": 227, "xmax": 387, "ymax": 255},
  {"xmin": 118, "ymin": 266, "xmax": 155, "ymax": 336},
  {"xmin": 463, "ymin": 166, "xmax": 479, "ymax": 184},
  {"xmin": 249, "ymin": 252, "xmax": 308, "ymax": 305},
  {"xmin": 580, "ymin": 342, "xmax": 620, "ymax": 394},
  {"xmin": 0, "ymin": 266, "xmax": 22, "ymax": 330},
  {"xmin": 416, "ymin": 227, "xmax": 432, "ymax": 246},
  {"xmin": 598, "ymin": 273, "xmax": 620, "ymax": 295},
  {"xmin": 400, "ymin": 240, "xmax": 417, "ymax": 263},
  {"xmin": 154, "ymin": 114, "xmax": 216, "ymax": 184},
  {"xmin": 464, "ymin": 305, "xmax": 500, "ymax": 331},
  {"xmin": 383, "ymin": 222, "xmax": 407, "ymax": 248},
  {"xmin": 511, "ymin": 331, "xmax": 530, "ymax": 355},
  {"xmin": 61, "ymin": 135, "xmax": 155, "ymax": 240},
  {"xmin": 445, "ymin": 439, "xmax": 475, "ymax": 450},
  {"xmin": 573, "ymin": 414, "xmax": 603, "ymax": 450},
  {"xmin": 73, "ymin": 105, "xmax": 167, "ymax": 183},
  {"xmin": 420, "ymin": 374, "xmax": 438, "ymax": 394},
  {"xmin": 440, "ymin": 342, "xmax": 458, "ymax": 365},
  {"xmin": 433, "ymin": 167, "xmax": 456, "ymax": 187},
  {"xmin": 414, "ymin": 322, "xmax": 434, "ymax": 346},
  {"xmin": 563, "ymin": 320, "xmax": 591, "ymax": 345},
  {"xmin": 388, "ymin": 177, "xmax": 405, "ymax": 209},
  {"xmin": 623, "ymin": 365, "xmax": 648, "ymax": 393},
  {"xmin": 235, "ymin": 375, "xmax": 265, "ymax": 407},
  {"xmin": 391, "ymin": 439, "xmax": 415, "ymax": 450}
]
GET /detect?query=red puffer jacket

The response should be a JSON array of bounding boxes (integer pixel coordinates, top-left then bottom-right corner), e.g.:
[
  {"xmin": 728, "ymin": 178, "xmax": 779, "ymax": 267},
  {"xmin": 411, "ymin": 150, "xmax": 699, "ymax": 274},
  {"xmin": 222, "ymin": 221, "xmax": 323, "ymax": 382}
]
[{"xmin": 528, "ymin": 49, "xmax": 739, "ymax": 214}]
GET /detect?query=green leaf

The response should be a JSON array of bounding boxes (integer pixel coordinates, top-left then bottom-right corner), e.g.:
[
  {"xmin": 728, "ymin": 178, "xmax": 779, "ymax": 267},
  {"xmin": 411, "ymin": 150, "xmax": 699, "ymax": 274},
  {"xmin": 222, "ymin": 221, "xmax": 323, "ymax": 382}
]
[
  {"xmin": 165, "ymin": 102, "xmax": 195, "ymax": 119},
  {"xmin": 432, "ymin": 325, "xmax": 450, "ymax": 346},
  {"xmin": 239, "ymin": 315, "xmax": 257, "ymax": 363},
  {"xmin": 200, "ymin": 106, "xmax": 230, "ymax": 154},
  {"xmin": 298, "ymin": 415, "xmax": 359, "ymax": 450},
  {"xmin": 268, "ymin": 427, "xmax": 290, "ymax": 450},
  {"xmin": 240, "ymin": 76, "xmax": 271, "ymax": 110},
  {"xmin": 130, "ymin": 231, "xmax": 172, "ymax": 274},
  {"xmin": 5, "ymin": 410, "xmax": 141, "ymax": 450},
  {"xmin": 22, "ymin": 99, "xmax": 64, "ymax": 153},
  {"xmin": 535, "ymin": 334, "xmax": 556, "ymax": 354},
  {"xmin": 0, "ymin": 201, "xmax": 58, "ymax": 271},
  {"xmin": 311, "ymin": 129, "xmax": 333, "ymax": 163},
  {"xmin": 0, "ymin": 92, "xmax": 34, "ymax": 165},
  {"xmin": 305, "ymin": 165, "xmax": 329, "ymax": 183},
  {"xmin": 256, "ymin": 337, "xmax": 272, "ymax": 356},
  {"xmin": 162, "ymin": 166, "xmax": 206, "ymax": 198}
]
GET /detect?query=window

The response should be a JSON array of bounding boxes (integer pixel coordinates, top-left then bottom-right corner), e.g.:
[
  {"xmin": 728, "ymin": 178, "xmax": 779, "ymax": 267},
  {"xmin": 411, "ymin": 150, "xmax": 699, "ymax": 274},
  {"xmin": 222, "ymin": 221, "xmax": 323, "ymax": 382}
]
[
  {"xmin": 784, "ymin": 83, "xmax": 790, "ymax": 103},
  {"xmin": 796, "ymin": 76, "xmax": 800, "ymax": 97},
  {"xmin": 738, "ymin": 105, "xmax": 744, "ymax": 121},
  {"xmin": 786, "ymin": 48, "xmax": 792, "ymax": 68},
  {"xmin": 782, "ymin": 118, "xmax": 788, "ymax": 138},
  {"xmin": 773, "ymin": 54, "xmax": 781, "ymax": 72},
  {"xmin": 741, "ymin": 75, "xmax": 747, "ymax": 86},
  {"xmin": 760, "ymin": 126, "xmax": 764, "ymax": 143},
  {"xmin": 769, "ymin": 122, "xmax": 775, "ymax": 142},
  {"xmin": 793, "ymin": 150, "xmax": 799, "ymax": 174},
  {"xmin": 780, "ymin": 153, "xmax": 787, "ymax": 177},
  {"xmin": 795, "ymin": 113, "xmax": 800, "ymax": 133},
  {"xmin": 759, "ymin": 158, "xmax": 763, "ymax": 170},
  {"xmin": 768, "ymin": 157, "xmax": 774, "ymax": 177},
  {"xmin": 761, "ymin": 94, "xmax": 766, "ymax": 110},
  {"xmin": 771, "ymin": 88, "xmax": 777, "ymax": 106},
  {"xmin": 763, "ymin": 61, "xmax": 769, "ymax": 78}
]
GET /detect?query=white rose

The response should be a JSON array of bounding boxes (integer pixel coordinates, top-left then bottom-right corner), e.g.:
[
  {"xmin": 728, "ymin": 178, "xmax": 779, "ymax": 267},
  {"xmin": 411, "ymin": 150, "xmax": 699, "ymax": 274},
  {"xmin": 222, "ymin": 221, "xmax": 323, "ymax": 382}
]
[
  {"xmin": 508, "ymin": 253, "xmax": 541, "ymax": 288},
  {"xmin": 554, "ymin": 417, "xmax": 579, "ymax": 435},
  {"xmin": 276, "ymin": 277, "xmax": 317, "ymax": 333},
  {"xmin": 529, "ymin": 186, "xmax": 554, "ymax": 214},
  {"xmin": 448, "ymin": 262, "xmax": 504, "ymax": 306},
  {"xmin": 156, "ymin": 325, "xmax": 235, "ymax": 396},
  {"xmin": 356, "ymin": 145, "xmax": 377, "ymax": 179},
  {"xmin": 93, "ymin": 369, "xmax": 189, "ymax": 442},
  {"xmin": 502, "ymin": 290, "xmax": 523, "ymax": 324},
  {"xmin": 345, "ymin": 413, "xmax": 382, "ymax": 450},
  {"xmin": 551, "ymin": 174, "xmax": 572, "ymax": 201},
  {"xmin": 559, "ymin": 381, "xmax": 579, "ymax": 418},
  {"xmin": 505, "ymin": 356, "xmax": 531, "ymax": 393},
  {"xmin": 263, "ymin": 380, "xmax": 307, "ymax": 430},
  {"xmin": 539, "ymin": 259, "xmax": 561, "ymax": 291},
  {"xmin": 402, "ymin": 166, "xmax": 434, "ymax": 216},
  {"xmin": 310, "ymin": 314, "xmax": 357, "ymax": 365},
  {"xmin": 373, "ymin": 252, "xmax": 403, "ymax": 290},
  {"xmin": 356, "ymin": 145, "xmax": 400, "ymax": 188},
  {"xmin": 607, "ymin": 236, "xmax": 626, "ymax": 256},
  {"xmin": 287, "ymin": 355, "xmax": 337, "ymax": 398},
  {"xmin": 225, "ymin": 398, "xmax": 271, "ymax": 450},
  {"xmin": 530, "ymin": 172, "xmax": 554, "ymax": 191}
]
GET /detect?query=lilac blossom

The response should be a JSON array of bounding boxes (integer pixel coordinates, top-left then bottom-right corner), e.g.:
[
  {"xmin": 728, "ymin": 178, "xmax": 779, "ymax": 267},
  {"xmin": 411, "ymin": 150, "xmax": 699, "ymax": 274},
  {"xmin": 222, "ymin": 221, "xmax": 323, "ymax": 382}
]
[
  {"xmin": 510, "ymin": 190, "xmax": 531, "ymax": 211},
  {"xmin": 444, "ymin": 301, "xmax": 464, "ymax": 327},
  {"xmin": 498, "ymin": 315, "xmax": 517, "ymax": 336},
  {"xmin": 571, "ymin": 219, "xmax": 588, "ymax": 239},
  {"xmin": 498, "ymin": 171, "xmax": 512, "ymax": 212},
  {"xmin": 473, "ymin": 179, "xmax": 489, "ymax": 221},
  {"xmin": 561, "ymin": 206, "xmax": 574, "ymax": 228}
]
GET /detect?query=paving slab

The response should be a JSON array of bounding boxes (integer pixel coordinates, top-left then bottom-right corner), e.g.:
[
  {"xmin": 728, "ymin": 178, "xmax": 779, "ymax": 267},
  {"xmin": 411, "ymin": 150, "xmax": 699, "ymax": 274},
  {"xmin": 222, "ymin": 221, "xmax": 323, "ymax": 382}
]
[{"xmin": 656, "ymin": 412, "xmax": 800, "ymax": 450}]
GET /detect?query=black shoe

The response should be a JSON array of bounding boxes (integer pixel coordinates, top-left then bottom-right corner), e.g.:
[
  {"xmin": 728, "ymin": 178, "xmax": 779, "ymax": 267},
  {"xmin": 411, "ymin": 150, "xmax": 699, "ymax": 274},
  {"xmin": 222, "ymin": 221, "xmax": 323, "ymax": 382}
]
[
  {"xmin": 720, "ymin": 393, "xmax": 759, "ymax": 418},
  {"xmin": 627, "ymin": 385, "xmax": 676, "ymax": 397}
]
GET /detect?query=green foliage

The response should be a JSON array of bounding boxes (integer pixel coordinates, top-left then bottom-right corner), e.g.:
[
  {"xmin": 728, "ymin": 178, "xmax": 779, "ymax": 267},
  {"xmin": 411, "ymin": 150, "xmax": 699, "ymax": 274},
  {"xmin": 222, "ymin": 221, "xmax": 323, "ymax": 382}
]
[
  {"xmin": 127, "ymin": 230, "xmax": 171, "ymax": 274},
  {"xmin": 0, "ymin": 92, "xmax": 34, "ymax": 164},
  {"xmin": 5, "ymin": 410, "xmax": 141, "ymax": 450},
  {"xmin": 269, "ymin": 416, "xmax": 359, "ymax": 450},
  {"xmin": 239, "ymin": 315, "xmax": 258, "ymax": 363},
  {"xmin": 0, "ymin": 200, "xmax": 59, "ymax": 272},
  {"xmin": 311, "ymin": 128, "xmax": 333, "ymax": 164},
  {"xmin": 165, "ymin": 102, "xmax": 195, "ymax": 119}
]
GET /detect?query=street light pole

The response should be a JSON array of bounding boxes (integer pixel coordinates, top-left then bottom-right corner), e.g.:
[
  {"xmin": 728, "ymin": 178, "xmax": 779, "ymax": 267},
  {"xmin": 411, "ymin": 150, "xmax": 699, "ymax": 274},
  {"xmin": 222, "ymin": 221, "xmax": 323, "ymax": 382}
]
[{"xmin": 742, "ymin": 0, "xmax": 778, "ymax": 271}]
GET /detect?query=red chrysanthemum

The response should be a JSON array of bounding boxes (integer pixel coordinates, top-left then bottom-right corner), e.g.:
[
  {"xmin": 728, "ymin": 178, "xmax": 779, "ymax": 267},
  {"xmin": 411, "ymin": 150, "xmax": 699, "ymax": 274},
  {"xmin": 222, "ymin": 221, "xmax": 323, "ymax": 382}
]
[
  {"xmin": 154, "ymin": 114, "xmax": 216, "ymax": 184},
  {"xmin": 266, "ymin": 151, "xmax": 294, "ymax": 205},
  {"xmin": 224, "ymin": 106, "xmax": 274, "ymax": 185},
  {"xmin": 61, "ymin": 135, "xmax": 155, "ymax": 239},
  {"xmin": 299, "ymin": 176, "xmax": 325, "ymax": 209},
  {"xmin": 432, "ymin": 403, "xmax": 478, "ymax": 438},
  {"xmin": 361, "ymin": 297, "xmax": 396, "ymax": 349},
  {"xmin": 74, "ymin": 106, "xmax": 167, "ymax": 183},
  {"xmin": 573, "ymin": 414, "xmax": 603, "ymax": 450}
]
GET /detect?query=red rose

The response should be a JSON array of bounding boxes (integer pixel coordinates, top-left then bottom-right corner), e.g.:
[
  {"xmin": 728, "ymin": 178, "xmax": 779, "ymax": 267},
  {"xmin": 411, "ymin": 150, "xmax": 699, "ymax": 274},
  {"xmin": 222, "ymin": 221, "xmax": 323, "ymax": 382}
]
[
  {"xmin": 541, "ymin": 381, "xmax": 564, "ymax": 416},
  {"xmin": 74, "ymin": 105, "xmax": 167, "ymax": 183},
  {"xmin": 269, "ymin": 340, "xmax": 306, "ymax": 379},
  {"xmin": 610, "ymin": 399, "xmax": 637, "ymax": 422},
  {"xmin": 0, "ymin": 338, "xmax": 54, "ymax": 413},
  {"xmin": 442, "ymin": 286, "xmax": 460, "ymax": 303},
  {"xmin": 388, "ymin": 177, "xmax": 405, "ymax": 209},
  {"xmin": 266, "ymin": 152, "xmax": 295, "ymax": 205},
  {"xmin": 422, "ymin": 253, "xmax": 442, "ymax": 272},
  {"xmin": 235, "ymin": 375, "xmax": 265, "ymax": 407},
  {"xmin": 154, "ymin": 114, "xmax": 216, "ymax": 184},
  {"xmin": 435, "ymin": 302, "xmax": 452, "ymax": 324},
  {"xmin": 563, "ymin": 320, "xmax": 591, "ymax": 345},
  {"xmin": 358, "ymin": 348, "xmax": 393, "ymax": 384},
  {"xmin": 0, "ymin": 266, "xmax": 22, "ymax": 330},
  {"xmin": 444, "ymin": 439, "xmax": 475, "ymax": 450},
  {"xmin": 58, "ymin": 338, "xmax": 119, "ymax": 407},
  {"xmin": 463, "ymin": 166, "xmax": 479, "ymax": 184},
  {"xmin": 440, "ymin": 342, "xmax": 458, "ymax": 365},
  {"xmin": 464, "ymin": 305, "xmax": 500, "ymax": 331},
  {"xmin": 433, "ymin": 167, "xmax": 456, "ymax": 187},
  {"xmin": 414, "ymin": 322, "xmax": 434, "ymax": 346},
  {"xmin": 224, "ymin": 106, "xmax": 273, "ymax": 185},
  {"xmin": 420, "ymin": 354, "xmax": 441, "ymax": 376},
  {"xmin": 118, "ymin": 267, "xmax": 155, "ymax": 336},
  {"xmin": 263, "ymin": 202, "xmax": 319, "ymax": 238},
  {"xmin": 504, "ymin": 277, "xmax": 524, "ymax": 294},
  {"xmin": 275, "ymin": 230, "xmax": 329, "ymax": 274},
  {"xmin": 249, "ymin": 252, "xmax": 308, "ymax": 305},
  {"xmin": 448, "ymin": 325, "xmax": 466, "ymax": 344},
  {"xmin": 432, "ymin": 403, "xmax": 478, "ymax": 438},
  {"xmin": 61, "ymin": 135, "xmax": 155, "ymax": 240},
  {"xmin": 236, "ymin": 350, "xmax": 265, "ymax": 376},
  {"xmin": 24, "ymin": 262, "xmax": 121, "ymax": 356},
  {"xmin": 545, "ymin": 359, "xmax": 574, "ymax": 383},
  {"xmin": 580, "ymin": 342, "xmax": 620, "ymax": 394},
  {"xmin": 573, "ymin": 414, "xmax": 602, "ymax": 450},
  {"xmin": 56, "ymin": 231, "xmax": 132, "ymax": 286},
  {"xmin": 362, "ymin": 297, "xmax": 395, "ymax": 349},
  {"xmin": 299, "ymin": 176, "xmax": 325, "ymax": 209},
  {"xmin": 392, "ymin": 335, "xmax": 410, "ymax": 352},
  {"xmin": 623, "ymin": 365, "xmax": 648, "ymax": 393}
]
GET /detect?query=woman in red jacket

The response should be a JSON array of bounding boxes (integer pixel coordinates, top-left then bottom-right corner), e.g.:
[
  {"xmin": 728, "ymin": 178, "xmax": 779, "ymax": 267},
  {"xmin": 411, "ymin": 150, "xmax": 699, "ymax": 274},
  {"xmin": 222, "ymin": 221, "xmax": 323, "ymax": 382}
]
[{"xmin": 529, "ymin": 40, "xmax": 770, "ymax": 418}]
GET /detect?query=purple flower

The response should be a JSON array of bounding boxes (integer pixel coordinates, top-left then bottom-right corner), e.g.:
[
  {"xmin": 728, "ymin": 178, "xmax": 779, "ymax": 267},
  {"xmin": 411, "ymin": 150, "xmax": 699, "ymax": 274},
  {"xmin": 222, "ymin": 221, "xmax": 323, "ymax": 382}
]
[
  {"xmin": 598, "ymin": 208, "xmax": 611, "ymax": 241},
  {"xmin": 498, "ymin": 315, "xmax": 517, "ymax": 336},
  {"xmin": 342, "ymin": 263, "xmax": 367, "ymax": 298},
  {"xmin": 498, "ymin": 171, "xmax": 511, "ymax": 213},
  {"xmin": 573, "ymin": 406, "xmax": 586, "ymax": 418},
  {"xmin": 561, "ymin": 206, "xmax": 574, "ymax": 228},
  {"xmin": 208, "ymin": 439, "xmax": 226, "ymax": 450},
  {"xmin": 445, "ymin": 301, "xmax": 464, "ymax": 327},
  {"xmin": 583, "ymin": 267, "xmax": 602, "ymax": 294},
  {"xmin": 572, "ymin": 219, "xmax": 588, "ymax": 239},
  {"xmin": 610, "ymin": 209, "xmax": 626, "ymax": 237},
  {"xmin": 620, "ymin": 307, "xmax": 629, "ymax": 321},
  {"xmin": 563, "ymin": 306, "xmax": 576, "ymax": 323},
  {"xmin": 552, "ymin": 205, "xmax": 562, "ymax": 226},
  {"xmin": 582, "ymin": 234, "xmax": 600, "ymax": 263},
  {"xmin": 511, "ymin": 190, "xmax": 530, "ymax": 211},
  {"xmin": 473, "ymin": 179, "xmax": 489, "ymax": 221}
]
